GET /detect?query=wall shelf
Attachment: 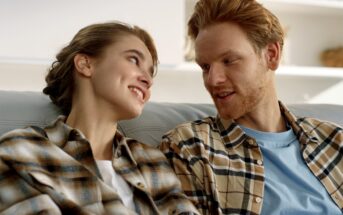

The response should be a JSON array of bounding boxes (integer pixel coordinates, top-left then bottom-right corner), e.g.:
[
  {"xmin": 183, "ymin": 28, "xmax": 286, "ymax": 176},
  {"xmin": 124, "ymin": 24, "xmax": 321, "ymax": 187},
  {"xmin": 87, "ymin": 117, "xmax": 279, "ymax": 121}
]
[
  {"xmin": 160, "ymin": 63, "xmax": 343, "ymax": 79},
  {"xmin": 260, "ymin": 0, "xmax": 343, "ymax": 16}
]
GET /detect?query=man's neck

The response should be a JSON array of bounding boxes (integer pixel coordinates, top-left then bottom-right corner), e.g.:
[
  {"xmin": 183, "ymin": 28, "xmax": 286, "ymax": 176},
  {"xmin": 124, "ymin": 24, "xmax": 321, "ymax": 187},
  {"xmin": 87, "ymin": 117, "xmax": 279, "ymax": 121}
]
[{"xmin": 235, "ymin": 100, "xmax": 287, "ymax": 132}]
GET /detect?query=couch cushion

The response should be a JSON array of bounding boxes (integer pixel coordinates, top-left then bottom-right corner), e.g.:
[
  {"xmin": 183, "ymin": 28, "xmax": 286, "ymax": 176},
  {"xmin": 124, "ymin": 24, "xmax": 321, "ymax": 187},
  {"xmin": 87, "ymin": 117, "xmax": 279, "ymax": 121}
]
[
  {"xmin": 0, "ymin": 91, "xmax": 61, "ymax": 133},
  {"xmin": 0, "ymin": 91, "xmax": 342, "ymax": 147},
  {"xmin": 119, "ymin": 102, "xmax": 343, "ymax": 146}
]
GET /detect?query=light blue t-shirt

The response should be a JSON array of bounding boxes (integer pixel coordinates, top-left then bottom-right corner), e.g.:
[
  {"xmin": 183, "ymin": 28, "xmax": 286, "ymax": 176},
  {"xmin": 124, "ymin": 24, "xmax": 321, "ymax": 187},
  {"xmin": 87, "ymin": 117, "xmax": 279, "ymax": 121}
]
[{"xmin": 241, "ymin": 125, "xmax": 341, "ymax": 215}]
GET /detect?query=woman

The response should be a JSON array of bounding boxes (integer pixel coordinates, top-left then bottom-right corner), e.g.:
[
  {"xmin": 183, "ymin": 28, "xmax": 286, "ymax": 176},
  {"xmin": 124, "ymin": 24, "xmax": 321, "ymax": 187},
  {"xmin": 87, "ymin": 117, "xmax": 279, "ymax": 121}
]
[{"xmin": 0, "ymin": 22, "xmax": 198, "ymax": 214}]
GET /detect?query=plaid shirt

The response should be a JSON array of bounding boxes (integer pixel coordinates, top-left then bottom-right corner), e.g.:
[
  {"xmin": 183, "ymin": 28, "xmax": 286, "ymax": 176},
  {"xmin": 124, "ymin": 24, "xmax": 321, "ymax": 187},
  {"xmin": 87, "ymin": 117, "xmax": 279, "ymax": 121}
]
[
  {"xmin": 160, "ymin": 102, "xmax": 343, "ymax": 215},
  {"xmin": 0, "ymin": 116, "xmax": 198, "ymax": 215}
]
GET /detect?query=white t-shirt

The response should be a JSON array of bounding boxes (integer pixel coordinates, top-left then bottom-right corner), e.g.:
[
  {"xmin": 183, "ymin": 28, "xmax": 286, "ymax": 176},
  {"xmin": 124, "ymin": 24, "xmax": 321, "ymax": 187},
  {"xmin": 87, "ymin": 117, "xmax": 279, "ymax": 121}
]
[{"xmin": 96, "ymin": 160, "xmax": 135, "ymax": 210}]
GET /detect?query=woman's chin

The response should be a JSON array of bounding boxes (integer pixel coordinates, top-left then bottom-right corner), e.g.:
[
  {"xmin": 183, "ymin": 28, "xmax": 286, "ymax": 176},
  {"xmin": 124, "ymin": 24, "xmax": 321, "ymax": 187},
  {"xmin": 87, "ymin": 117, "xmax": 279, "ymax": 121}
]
[{"xmin": 121, "ymin": 107, "xmax": 143, "ymax": 120}]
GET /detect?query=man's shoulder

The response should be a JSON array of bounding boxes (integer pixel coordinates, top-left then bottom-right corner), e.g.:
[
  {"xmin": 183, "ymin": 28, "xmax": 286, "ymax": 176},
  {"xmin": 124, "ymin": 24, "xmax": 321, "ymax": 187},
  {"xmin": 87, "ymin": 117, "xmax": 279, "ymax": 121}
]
[
  {"xmin": 161, "ymin": 116, "xmax": 220, "ymax": 148},
  {"xmin": 298, "ymin": 116, "xmax": 342, "ymax": 130},
  {"xmin": 165, "ymin": 116, "xmax": 216, "ymax": 134},
  {"xmin": 296, "ymin": 116, "xmax": 343, "ymax": 142}
]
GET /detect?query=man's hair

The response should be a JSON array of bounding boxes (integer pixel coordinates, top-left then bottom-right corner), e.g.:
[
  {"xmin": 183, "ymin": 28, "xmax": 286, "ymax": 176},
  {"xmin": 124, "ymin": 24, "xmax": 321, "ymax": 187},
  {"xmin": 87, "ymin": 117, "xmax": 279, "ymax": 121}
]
[
  {"xmin": 43, "ymin": 22, "xmax": 158, "ymax": 115},
  {"xmin": 188, "ymin": 0, "xmax": 284, "ymax": 53}
]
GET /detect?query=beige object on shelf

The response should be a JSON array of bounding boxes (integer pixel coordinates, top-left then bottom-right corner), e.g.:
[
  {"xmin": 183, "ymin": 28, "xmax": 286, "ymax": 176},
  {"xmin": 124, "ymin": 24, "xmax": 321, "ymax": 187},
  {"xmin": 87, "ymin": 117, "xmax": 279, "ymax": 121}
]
[{"xmin": 320, "ymin": 47, "xmax": 343, "ymax": 68}]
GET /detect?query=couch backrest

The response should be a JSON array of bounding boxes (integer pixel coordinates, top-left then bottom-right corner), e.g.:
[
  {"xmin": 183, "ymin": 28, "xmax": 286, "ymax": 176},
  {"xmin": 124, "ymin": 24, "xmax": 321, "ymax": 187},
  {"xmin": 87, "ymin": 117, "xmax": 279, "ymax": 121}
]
[{"xmin": 0, "ymin": 91, "xmax": 342, "ymax": 147}]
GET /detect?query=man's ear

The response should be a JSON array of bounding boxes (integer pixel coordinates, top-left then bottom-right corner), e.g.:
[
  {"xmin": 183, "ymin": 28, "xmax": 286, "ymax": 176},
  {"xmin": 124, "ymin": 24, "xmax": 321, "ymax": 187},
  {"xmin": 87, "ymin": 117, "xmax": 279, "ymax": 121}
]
[
  {"xmin": 265, "ymin": 42, "xmax": 281, "ymax": 71},
  {"xmin": 74, "ymin": 54, "xmax": 93, "ymax": 77}
]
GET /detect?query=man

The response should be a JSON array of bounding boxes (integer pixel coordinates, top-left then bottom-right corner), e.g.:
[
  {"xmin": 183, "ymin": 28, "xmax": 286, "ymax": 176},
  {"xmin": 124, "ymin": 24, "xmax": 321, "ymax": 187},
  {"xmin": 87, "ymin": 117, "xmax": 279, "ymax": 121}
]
[{"xmin": 160, "ymin": 0, "xmax": 343, "ymax": 214}]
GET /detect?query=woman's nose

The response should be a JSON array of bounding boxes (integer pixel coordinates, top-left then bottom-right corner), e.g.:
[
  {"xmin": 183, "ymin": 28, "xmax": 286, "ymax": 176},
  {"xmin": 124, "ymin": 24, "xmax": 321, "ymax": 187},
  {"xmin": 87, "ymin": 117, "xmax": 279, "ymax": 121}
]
[{"xmin": 139, "ymin": 71, "xmax": 153, "ymax": 88}]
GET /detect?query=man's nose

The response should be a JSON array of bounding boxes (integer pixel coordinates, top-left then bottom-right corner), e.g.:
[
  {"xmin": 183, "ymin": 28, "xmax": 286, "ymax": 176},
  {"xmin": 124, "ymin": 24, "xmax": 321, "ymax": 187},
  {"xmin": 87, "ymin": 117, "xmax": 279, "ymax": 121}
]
[{"xmin": 206, "ymin": 64, "xmax": 227, "ymax": 86}]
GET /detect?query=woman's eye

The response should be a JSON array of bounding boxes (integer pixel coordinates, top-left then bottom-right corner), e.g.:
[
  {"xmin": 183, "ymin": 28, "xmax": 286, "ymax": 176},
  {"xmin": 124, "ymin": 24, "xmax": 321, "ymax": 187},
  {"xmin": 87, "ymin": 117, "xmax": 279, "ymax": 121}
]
[{"xmin": 129, "ymin": 56, "xmax": 139, "ymax": 65}]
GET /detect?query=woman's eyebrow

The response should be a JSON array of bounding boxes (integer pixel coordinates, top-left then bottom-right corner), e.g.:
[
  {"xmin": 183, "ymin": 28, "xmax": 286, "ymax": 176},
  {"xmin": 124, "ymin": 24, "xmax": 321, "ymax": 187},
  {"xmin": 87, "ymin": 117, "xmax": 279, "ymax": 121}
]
[
  {"xmin": 124, "ymin": 49, "xmax": 155, "ymax": 76},
  {"xmin": 124, "ymin": 49, "xmax": 145, "ymax": 60}
]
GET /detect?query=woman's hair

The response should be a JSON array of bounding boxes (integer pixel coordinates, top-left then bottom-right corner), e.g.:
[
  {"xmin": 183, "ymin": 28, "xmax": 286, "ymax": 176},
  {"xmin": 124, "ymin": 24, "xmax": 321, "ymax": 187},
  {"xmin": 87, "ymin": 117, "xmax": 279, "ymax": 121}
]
[
  {"xmin": 188, "ymin": 0, "xmax": 284, "ymax": 53},
  {"xmin": 43, "ymin": 22, "xmax": 158, "ymax": 115}
]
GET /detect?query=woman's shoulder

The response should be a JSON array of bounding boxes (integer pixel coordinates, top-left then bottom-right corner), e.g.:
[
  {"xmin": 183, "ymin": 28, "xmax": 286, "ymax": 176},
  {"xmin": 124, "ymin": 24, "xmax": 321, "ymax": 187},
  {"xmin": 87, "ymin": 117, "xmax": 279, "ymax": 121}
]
[
  {"xmin": 125, "ymin": 137, "xmax": 166, "ymax": 159},
  {"xmin": 0, "ymin": 125, "xmax": 47, "ymax": 145}
]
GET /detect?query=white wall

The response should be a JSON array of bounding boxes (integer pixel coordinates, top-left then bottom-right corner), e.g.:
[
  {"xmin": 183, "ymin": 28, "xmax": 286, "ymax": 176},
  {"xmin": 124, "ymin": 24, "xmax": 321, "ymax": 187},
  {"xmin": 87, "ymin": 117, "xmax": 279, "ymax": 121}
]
[
  {"xmin": 1, "ymin": 0, "xmax": 342, "ymax": 105},
  {"xmin": 0, "ymin": 0, "xmax": 185, "ymax": 65}
]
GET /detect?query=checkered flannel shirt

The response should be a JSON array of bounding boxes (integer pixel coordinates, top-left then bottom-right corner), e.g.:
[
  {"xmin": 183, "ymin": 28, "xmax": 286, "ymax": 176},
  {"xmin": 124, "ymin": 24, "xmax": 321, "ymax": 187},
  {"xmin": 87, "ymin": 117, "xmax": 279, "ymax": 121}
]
[
  {"xmin": 0, "ymin": 116, "xmax": 198, "ymax": 215},
  {"xmin": 160, "ymin": 102, "xmax": 343, "ymax": 215}
]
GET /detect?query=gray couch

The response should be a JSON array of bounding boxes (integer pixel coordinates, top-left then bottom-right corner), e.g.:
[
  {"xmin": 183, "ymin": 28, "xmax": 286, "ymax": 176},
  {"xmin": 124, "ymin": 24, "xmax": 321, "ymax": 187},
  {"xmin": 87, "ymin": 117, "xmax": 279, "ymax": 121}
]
[{"xmin": 0, "ymin": 90, "xmax": 342, "ymax": 147}]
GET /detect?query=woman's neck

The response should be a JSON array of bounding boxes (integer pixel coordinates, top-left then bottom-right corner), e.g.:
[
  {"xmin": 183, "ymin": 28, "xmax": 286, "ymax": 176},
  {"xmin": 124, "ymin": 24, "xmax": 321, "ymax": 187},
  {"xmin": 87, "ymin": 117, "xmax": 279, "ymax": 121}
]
[{"xmin": 66, "ymin": 104, "xmax": 118, "ymax": 161}]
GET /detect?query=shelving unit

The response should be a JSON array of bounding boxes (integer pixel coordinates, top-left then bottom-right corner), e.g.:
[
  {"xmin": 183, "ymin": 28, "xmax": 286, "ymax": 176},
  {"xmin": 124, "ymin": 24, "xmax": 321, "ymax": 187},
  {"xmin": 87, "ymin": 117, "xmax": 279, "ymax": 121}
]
[
  {"xmin": 260, "ymin": 0, "xmax": 343, "ymax": 16},
  {"xmin": 165, "ymin": 0, "xmax": 343, "ymax": 104},
  {"xmin": 183, "ymin": 0, "xmax": 343, "ymax": 69},
  {"xmin": 256, "ymin": 0, "xmax": 343, "ymax": 104}
]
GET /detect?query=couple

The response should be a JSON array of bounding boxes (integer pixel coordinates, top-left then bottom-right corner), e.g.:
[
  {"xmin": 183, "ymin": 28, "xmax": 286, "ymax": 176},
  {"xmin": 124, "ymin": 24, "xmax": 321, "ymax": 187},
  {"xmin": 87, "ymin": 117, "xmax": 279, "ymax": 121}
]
[{"xmin": 0, "ymin": 0, "xmax": 342, "ymax": 214}]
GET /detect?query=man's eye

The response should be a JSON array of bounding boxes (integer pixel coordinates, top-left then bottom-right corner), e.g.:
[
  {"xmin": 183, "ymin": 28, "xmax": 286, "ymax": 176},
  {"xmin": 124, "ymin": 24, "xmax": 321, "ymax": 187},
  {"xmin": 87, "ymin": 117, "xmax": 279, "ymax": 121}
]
[
  {"xmin": 201, "ymin": 64, "xmax": 210, "ymax": 72},
  {"xmin": 223, "ymin": 59, "xmax": 232, "ymax": 65},
  {"xmin": 223, "ymin": 57, "xmax": 238, "ymax": 65}
]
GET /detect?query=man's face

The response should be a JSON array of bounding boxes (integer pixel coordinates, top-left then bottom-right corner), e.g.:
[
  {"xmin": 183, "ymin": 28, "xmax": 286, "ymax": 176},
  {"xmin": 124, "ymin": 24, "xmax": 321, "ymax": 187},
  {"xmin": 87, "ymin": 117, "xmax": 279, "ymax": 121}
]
[{"xmin": 195, "ymin": 22, "xmax": 274, "ymax": 120}]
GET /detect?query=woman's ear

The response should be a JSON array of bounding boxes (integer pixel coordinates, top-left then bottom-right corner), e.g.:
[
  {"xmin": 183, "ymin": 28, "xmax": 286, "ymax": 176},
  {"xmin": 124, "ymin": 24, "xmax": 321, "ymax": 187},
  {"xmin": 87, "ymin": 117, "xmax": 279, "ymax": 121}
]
[
  {"xmin": 74, "ymin": 54, "xmax": 93, "ymax": 77},
  {"xmin": 265, "ymin": 42, "xmax": 281, "ymax": 71}
]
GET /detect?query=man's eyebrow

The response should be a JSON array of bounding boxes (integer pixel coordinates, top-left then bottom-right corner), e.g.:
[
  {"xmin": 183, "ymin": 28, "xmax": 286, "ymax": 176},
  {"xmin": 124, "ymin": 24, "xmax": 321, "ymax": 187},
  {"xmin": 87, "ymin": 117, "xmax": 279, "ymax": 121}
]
[
  {"xmin": 196, "ymin": 49, "xmax": 238, "ymax": 64},
  {"xmin": 218, "ymin": 50, "xmax": 238, "ymax": 58}
]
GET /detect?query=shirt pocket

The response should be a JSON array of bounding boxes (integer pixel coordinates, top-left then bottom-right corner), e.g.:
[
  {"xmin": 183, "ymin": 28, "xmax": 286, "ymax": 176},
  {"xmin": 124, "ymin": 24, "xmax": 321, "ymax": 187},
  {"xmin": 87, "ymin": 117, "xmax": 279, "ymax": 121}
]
[
  {"xmin": 0, "ymin": 194, "xmax": 62, "ymax": 215},
  {"xmin": 28, "ymin": 170, "xmax": 98, "ymax": 205}
]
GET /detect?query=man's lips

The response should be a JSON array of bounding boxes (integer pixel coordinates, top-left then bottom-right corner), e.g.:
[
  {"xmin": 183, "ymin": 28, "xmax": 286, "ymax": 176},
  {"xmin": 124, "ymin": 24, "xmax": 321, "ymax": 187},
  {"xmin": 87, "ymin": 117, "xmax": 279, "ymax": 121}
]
[{"xmin": 214, "ymin": 90, "xmax": 235, "ymax": 99}]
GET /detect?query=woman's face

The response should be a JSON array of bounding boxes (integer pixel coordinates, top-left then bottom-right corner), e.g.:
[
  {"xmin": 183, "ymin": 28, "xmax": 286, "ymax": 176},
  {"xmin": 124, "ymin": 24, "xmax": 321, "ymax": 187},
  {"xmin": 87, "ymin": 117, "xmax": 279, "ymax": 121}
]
[{"xmin": 88, "ymin": 34, "xmax": 154, "ymax": 121}]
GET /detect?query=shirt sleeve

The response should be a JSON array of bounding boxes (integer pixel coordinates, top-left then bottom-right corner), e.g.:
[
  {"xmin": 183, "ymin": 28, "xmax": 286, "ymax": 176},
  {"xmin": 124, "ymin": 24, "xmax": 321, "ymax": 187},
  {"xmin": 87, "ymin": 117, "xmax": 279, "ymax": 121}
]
[
  {"xmin": 0, "ymin": 158, "xmax": 62, "ymax": 214},
  {"xmin": 144, "ymin": 146, "xmax": 200, "ymax": 215},
  {"xmin": 160, "ymin": 132, "xmax": 212, "ymax": 215}
]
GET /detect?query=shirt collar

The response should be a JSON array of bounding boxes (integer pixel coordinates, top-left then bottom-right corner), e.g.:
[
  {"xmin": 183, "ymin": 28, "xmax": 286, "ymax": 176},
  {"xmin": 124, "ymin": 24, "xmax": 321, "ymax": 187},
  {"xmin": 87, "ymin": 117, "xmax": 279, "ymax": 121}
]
[
  {"xmin": 280, "ymin": 102, "xmax": 320, "ymax": 144},
  {"xmin": 44, "ymin": 115, "xmax": 79, "ymax": 148},
  {"xmin": 214, "ymin": 101, "xmax": 319, "ymax": 148},
  {"xmin": 215, "ymin": 116, "xmax": 247, "ymax": 149},
  {"xmin": 44, "ymin": 116, "xmax": 137, "ymax": 173},
  {"xmin": 112, "ymin": 131, "xmax": 137, "ymax": 166}
]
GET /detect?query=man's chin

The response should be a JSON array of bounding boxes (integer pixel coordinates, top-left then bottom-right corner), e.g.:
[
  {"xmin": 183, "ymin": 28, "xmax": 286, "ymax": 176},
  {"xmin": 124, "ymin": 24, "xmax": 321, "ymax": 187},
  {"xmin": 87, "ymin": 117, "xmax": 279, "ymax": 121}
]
[{"xmin": 216, "ymin": 104, "xmax": 242, "ymax": 120}]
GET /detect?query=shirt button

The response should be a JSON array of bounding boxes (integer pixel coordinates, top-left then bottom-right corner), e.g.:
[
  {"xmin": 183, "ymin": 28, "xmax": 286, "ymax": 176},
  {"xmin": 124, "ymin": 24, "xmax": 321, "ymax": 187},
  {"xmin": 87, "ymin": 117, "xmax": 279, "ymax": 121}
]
[
  {"xmin": 255, "ymin": 197, "xmax": 262, "ymax": 203},
  {"xmin": 257, "ymin": 160, "xmax": 263, "ymax": 165}
]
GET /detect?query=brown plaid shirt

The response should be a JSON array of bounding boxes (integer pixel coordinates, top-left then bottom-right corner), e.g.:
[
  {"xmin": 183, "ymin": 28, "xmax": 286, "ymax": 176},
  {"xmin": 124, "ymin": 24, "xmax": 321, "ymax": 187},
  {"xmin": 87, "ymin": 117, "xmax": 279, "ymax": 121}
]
[
  {"xmin": 160, "ymin": 102, "xmax": 343, "ymax": 215},
  {"xmin": 0, "ymin": 116, "xmax": 198, "ymax": 215}
]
